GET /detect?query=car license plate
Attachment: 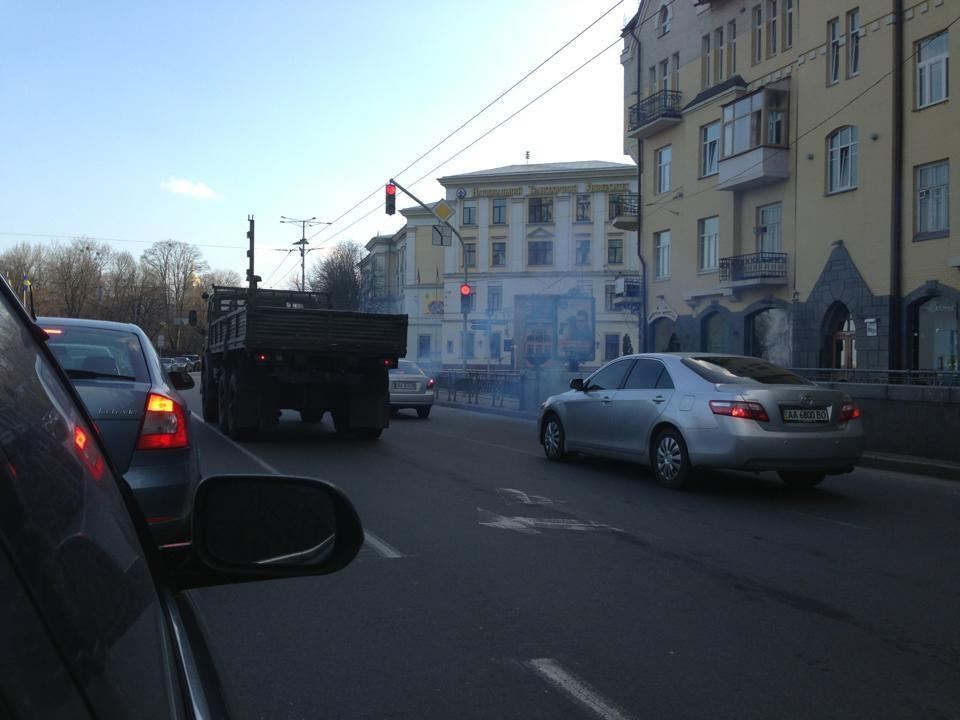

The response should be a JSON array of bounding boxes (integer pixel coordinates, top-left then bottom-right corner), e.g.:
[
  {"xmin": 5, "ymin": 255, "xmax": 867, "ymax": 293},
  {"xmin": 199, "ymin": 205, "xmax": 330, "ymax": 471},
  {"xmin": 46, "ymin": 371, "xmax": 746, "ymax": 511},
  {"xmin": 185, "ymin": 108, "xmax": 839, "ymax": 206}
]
[
  {"xmin": 394, "ymin": 382, "xmax": 416, "ymax": 391},
  {"xmin": 782, "ymin": 407, "xmax": 829, "ymax": 423}
]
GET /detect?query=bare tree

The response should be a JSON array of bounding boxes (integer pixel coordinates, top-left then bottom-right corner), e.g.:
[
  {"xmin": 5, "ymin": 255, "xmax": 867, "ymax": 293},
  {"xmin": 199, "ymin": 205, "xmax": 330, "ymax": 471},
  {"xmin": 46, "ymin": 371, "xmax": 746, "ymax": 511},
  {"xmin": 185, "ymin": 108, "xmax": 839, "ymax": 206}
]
[
  {"xmin": 0, "ymin": 241, "xmax": 45, "ymax": 307},
  {"xmin": 141, "ymin": 240, "xmax": 209, "ymax": 350},
  {"xmin": 44, "ymin": 238, "xmax": 112, "ymax": 317},
  {"xmin": 307, "ymin": 241, "xmax": 362, "ymax": 310}
]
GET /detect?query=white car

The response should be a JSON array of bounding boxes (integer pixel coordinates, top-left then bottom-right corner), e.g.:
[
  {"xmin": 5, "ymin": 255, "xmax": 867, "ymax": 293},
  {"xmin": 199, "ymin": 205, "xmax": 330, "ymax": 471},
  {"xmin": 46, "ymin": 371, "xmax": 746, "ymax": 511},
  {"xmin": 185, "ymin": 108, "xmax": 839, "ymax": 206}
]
[{"xmin": 389, "ymin": 360, "xmax": 435, "ymax": 418}]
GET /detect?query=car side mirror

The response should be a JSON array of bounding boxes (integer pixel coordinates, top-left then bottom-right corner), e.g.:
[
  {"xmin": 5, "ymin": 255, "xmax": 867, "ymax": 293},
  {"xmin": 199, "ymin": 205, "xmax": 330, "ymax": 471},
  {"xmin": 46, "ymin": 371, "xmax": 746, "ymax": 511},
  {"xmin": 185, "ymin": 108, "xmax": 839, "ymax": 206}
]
[
  {"xmin": 570, "ymin": 378, "xmax": 585, "ymax": 391},
  {"xmin": 192, "ymin": 475, "xmax": 363, "ymax": 579},
  {"xmin": 168, "ymin": 370, "xmax": 194, "ymax": 390}
]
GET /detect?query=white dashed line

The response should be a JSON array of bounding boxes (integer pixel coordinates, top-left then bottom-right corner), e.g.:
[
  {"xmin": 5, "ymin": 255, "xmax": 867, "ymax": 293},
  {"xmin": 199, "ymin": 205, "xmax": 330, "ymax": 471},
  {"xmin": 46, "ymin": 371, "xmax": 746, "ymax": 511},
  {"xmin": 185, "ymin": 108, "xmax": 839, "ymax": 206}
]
[
  {"xmin": 525, "ymin": 658, "xmax": 635, "ymax": 720},
  {"xmin": 191, "ymin": 411, "xmax": 404, "ymax": 560}
]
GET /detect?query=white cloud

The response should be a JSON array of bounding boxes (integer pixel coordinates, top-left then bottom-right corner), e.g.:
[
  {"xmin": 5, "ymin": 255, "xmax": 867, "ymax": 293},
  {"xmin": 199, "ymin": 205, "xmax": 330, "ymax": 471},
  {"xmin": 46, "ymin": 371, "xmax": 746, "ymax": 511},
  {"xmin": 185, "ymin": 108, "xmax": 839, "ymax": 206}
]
[{"xmin": 160, "ymin": 177, "xmax": 220, "ymax": 200}]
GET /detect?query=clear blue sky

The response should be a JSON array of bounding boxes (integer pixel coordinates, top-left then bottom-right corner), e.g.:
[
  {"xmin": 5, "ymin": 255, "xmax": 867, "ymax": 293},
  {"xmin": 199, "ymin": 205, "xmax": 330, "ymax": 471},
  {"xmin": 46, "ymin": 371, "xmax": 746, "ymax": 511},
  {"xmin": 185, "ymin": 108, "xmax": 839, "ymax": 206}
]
[{"xmin": 0, "ymin": 0, "xmax": 635, "ymax": 285}]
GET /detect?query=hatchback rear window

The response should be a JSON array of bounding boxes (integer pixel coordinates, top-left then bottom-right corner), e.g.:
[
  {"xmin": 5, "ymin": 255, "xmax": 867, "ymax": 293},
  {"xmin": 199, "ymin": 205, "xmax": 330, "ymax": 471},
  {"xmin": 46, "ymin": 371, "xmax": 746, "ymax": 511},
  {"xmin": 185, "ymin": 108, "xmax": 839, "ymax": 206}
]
[
  {"xmin": 43, "ymin": 326, "xmax": 149, "ymax": 382},
  {"xmin": 683, "ymin": 356, "xmax": 812, "ymax": 385}
]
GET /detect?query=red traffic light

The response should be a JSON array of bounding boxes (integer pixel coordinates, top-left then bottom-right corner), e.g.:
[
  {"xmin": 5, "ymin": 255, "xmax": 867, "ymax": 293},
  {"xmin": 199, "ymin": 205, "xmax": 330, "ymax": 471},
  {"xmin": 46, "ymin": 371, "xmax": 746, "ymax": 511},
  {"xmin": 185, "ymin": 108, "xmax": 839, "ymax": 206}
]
[
  {"xmin": 386, "ymin": 183, "xmax": 397, "ymax": 195},
  {"xmin": 460, "ymin": 283, "xmax": 472, "ymax": 296},
  {"xmin": 385, "ymin": 183, "xmax": 397, "ymax": 215}
]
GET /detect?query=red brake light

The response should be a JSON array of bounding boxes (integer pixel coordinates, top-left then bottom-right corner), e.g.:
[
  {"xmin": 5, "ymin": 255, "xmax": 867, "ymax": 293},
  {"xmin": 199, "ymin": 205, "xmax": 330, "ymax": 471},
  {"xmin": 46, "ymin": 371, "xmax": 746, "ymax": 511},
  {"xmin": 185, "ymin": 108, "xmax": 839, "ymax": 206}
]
[
  {"xmin": 73, "ymin": 425, "xmax": 105, "ymax": 480},
  {"xmin": 710, "ymin": 400, "xmax": 769, "ymax": 422},
  {"xmin": 382, "ymin": 358, "xmax": 398, "ymax": 369},
  {"xmin": 256, "ymin": 353, "xmax": 270, "ymax": 362},
  {"xmin": 74, "ymin": 426, "xmax": 88, "ymax": 450},
  {"xmin": 45, "ymin": 328, "xmax": 63, "ymax": 335},
  {"xmin": 840, "ymin": 402, "xmax": 861, "ymax": 421},
  {"xmin": 138, "ymin": 392, "xmax": 189, "ymax": 450},
  {"xmin": 426, "ymin": 377, "xmax": 435, "ymax": 389}
]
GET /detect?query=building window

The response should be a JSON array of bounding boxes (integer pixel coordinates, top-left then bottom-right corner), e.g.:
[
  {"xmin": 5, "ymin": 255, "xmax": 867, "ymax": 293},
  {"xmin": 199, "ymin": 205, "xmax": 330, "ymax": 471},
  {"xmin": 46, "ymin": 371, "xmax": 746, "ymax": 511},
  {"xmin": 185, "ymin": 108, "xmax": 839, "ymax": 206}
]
[
  {"xmin": 649, "ymin": 65, "xmax": 657, "ymax": 96},
  {"xmin": 491, "ymin": 241, "xmax": 506, "ymax": 267},
  {"xmin": 465, "ymin": 332, "xmax": 475, "ymax": 358},
  {"xmin": 576, "ymin": 193, "xmax": 591, "ymax": 221},
  {"xmin": 671, "ymin": 52, "xmax": 680, "ymax": 91},
  {"xmin": 447, "ymin": 339, "xmax": 454, "ymax": 354},
  {"xmin": 655, "ymin": 230, "xmax": 671, "ymax": 278},
  {"xmin": 916, "ymin": 160, "xmax": 950, "ymax": 235},
  {"xmin": 463, "ymin": 242, "xmax": 477, "ymax": 268},
  {"xmin": 461, "ymin": 292, "xmax": 473, "ymax": 314},
  {"xmin": 847, "ymin": 9, "xmax": 861, "ymax": 77},
  {"xmin": 702, "ymin": 34, "xmax": 712, "ymax": 90},
  {"xmin": 656, "ymin": 145, "xmax": 672, "ymax": 193},
  {"xmin": 605, "ymin": 283, "xmax": 617, "ymax": 311},
  {"xmin": 492, "ymin": 198, "xmax": 507, "ymax": 225},
  {"xmin": 701, "ymin": 121, "xmax": 720, "ymax": 176},
  {"xmin": 659, "ymin": 5, "xmax": 671, "ymax": 35},
  {"xmin": 728, "ymin": 20, "xmax": 737, "ymax": 75},
  {"xmin": 698, "ymin": 216, "xmax": 719, "ymax": 271},
  {"xmin": 783, "ymin": 0, "xmax": 793, "ymax": 49},
  {"xmin": 828, "ymin": 18, "xmax": 841, "ymax": 85},
  {"xmin": 604, "ymin": 334, "xmax": 620, "ymax": 362},
  {"xmin": 528, "ymin": 197, "xmax": 553, "ymax": 224},
  {"xmin": 490, "ymin": 332, "xmax": 502, "ymax": 359},
  {"xmin": 714, "ymin": 28, "xmax": 725, "ymax": 84},
  {"xmin": 608, "ymin": 238, "xmax": 624, "ymax": 265},
  {"xmin": 767, "ymin": 0, "xmax": 778, "ymax": 57},
  {"xmin": 721, "ymin": 88, "xmax": 788, "ymax": 157},
  {"xmin": 527, "ymin": 240, "xmax": 553, "ymax": 266},
  {"xmin": 913, "ymin": 298, "xmax": 958, "ymax": 370},
  {"xmin": 827, "ymin": 126, "xmax": 859, "ymax": 193},
  {"xmin": 660, "ymin": 59, "xmax": 670, "ymax": 93},
  {"xmin": 488, "ymin": 285, "xmax": 502, "ymax": 312},
  {"xmin": 752, "ymin": 6, "xmax": 763, "ymax": 65},
  {"xmin": 917, "ymin": 31, "xmax": 949, "ymax": 108},
  {"xmin": 757, "ymin": 203, "xmax": 782, "ymax": 253},
  {"xmin": 576, "ymin": 239, "xmax": 591, "ymax": 266},
  {"xmin": 462, "ymin": 203, "xmax": 476, "ymax": 226},
  {"xmin": 418, "ymin": 334, "xmax": 431, "ymax": 358}
]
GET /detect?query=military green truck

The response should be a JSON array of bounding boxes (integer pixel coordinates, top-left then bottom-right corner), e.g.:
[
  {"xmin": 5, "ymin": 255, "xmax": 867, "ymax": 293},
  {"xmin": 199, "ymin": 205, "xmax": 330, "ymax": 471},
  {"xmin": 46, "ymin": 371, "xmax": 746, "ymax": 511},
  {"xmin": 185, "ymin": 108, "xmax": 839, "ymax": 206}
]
[{"xmin": 200, "ymin": 286, "xmax": 407, "ymax": 440}]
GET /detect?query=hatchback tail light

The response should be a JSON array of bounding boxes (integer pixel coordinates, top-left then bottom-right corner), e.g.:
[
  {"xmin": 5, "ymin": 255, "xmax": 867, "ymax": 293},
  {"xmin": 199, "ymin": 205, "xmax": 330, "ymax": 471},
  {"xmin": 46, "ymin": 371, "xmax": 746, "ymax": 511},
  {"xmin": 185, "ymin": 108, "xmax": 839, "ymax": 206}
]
[
  {"xmin": 710, "ymin": 400, "xmax": 770, "ymax": 422},
  {"xmin": 138, "ymin": 392, "xmax": 189, "ymax": 450},
  {"xmin": 426, "ymin": 377, "xmax": 435, "ymax": 390},
  {"xmin": 839, "ymin": 402, "xmax": 861, "ymax": 422}
]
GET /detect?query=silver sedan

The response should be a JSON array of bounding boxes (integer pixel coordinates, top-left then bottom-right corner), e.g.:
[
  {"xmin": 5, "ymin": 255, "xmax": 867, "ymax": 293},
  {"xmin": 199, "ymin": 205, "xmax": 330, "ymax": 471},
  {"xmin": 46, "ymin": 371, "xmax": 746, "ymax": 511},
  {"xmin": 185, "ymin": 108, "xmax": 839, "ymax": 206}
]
[
  {"xmin": 389, "ymin": 360, "xmax": 435, "ymax": 418},
  {"xmin": 538, "ymin": 353, "xmax": 865, "ymax": 490}
]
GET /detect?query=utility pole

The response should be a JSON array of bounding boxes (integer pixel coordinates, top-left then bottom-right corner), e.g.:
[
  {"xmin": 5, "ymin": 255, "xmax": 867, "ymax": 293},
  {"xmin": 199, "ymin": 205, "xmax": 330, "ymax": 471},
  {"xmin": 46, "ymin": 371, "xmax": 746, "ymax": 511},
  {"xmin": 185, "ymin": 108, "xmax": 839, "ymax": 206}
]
[
  {"xmin": 280, "ymin": 216, "xmax": 332, "ymax": 291},
  {"xmin": 246, "ymin": 215, "xmax": 261, "ymax": 292}
]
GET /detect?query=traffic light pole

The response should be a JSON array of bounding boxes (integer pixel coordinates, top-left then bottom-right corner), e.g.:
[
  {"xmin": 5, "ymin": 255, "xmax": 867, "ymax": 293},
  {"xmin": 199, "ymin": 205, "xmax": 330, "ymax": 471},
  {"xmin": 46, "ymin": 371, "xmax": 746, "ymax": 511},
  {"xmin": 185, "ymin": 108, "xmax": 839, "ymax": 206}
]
[{"xmin": 388, "ymin": 179, "xmax": 469, "ymax": 372}]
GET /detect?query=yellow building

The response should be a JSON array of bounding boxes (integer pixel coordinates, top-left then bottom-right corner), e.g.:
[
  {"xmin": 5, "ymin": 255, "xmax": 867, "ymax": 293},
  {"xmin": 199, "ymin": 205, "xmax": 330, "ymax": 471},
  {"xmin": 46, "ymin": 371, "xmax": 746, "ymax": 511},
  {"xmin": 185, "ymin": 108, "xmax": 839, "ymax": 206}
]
[{"xmin": 620, "ymin": 0, "xmax": 958, "ymax": 372}]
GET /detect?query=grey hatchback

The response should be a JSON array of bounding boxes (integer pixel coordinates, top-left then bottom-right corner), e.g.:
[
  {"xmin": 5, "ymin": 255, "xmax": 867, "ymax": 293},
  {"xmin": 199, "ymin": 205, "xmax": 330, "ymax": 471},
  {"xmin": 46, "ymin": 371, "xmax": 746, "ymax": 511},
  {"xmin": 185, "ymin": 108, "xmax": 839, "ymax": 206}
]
[
  {"xmin": 38, "ymin": 317, "xmax": 200, "ymax": 545},
  {"xmin": 539, "ymin": 353, "xmax": 865, "ymax": 490}
]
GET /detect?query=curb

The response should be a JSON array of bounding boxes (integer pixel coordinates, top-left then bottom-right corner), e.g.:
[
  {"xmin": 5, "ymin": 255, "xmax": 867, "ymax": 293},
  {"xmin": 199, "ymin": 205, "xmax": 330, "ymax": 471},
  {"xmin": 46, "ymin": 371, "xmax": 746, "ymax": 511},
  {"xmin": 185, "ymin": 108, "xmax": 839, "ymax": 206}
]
[{"xmin": 437, "ymin": 403, "xmax": 958, "ymax": 481}]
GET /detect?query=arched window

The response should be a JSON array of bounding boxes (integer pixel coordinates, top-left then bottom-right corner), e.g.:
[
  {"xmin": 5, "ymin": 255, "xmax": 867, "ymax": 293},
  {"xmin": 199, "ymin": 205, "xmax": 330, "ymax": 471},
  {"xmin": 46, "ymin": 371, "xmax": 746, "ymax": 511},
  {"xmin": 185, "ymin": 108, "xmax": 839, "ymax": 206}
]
[
  {"xmin": 659, "ymin": 5, "xmax": 671, "ymax": 34},
  {"xmin": 827, "ymin": 126, "xmax": 858, "ymax": 193}
]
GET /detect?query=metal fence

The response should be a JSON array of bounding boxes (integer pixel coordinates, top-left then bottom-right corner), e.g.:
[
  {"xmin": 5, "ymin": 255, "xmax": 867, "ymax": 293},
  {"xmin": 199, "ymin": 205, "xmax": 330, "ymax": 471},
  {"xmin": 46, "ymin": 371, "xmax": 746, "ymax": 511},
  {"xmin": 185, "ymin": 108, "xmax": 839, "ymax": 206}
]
[
  {"xmin": 719, "ymin": 252, "xmax": 788, "ymax": 282},
  {"xmin": 628, "ymin": 90, "xmax": 682, "ymax": 131},
  {"xmin": 436, "ymin": 370, "xmax": 526, "ymax": 408},
  {"xmin": 791, "ymin": 368, "xmax": 960, "ymax": 387}
]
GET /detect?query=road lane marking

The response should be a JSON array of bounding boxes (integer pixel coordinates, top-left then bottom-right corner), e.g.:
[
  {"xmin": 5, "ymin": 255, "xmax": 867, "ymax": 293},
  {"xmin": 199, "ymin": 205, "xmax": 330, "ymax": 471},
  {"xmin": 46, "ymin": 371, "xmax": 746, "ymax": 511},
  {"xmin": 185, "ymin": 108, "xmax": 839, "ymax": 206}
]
[
  {"xmin": 191, "ymin": 411, "xmax": 404, "ymax": 560},
  {"xmin": 785, "ymin": 510, "xmax": 869, "ymax": 530},
  {"xmin": 478, "ymin": 508, "xmax": 622, "ymax": 534},
  {"xmin": 497, "ymin": 488, "xmax": 561, "ymax": 506},
  {"xmin": 525, "ymin": 658, "xmax": 635, "ymax": 720}
]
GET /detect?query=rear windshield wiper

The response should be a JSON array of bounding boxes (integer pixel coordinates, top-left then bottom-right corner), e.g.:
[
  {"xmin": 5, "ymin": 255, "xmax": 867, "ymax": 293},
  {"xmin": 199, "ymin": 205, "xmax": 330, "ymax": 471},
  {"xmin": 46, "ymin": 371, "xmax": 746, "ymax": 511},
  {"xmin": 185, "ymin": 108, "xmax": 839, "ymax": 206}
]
[{"xmin": 65, "ymin": 369, "xmax": 138, "ymax": 381}]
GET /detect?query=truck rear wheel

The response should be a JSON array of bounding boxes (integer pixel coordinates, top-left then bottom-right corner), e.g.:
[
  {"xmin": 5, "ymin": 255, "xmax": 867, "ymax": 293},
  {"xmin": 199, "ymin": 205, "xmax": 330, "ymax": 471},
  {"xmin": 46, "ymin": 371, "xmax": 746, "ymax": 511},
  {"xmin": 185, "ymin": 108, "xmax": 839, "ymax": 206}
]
[
  {"xmin": 220, "ymin": 369, "xmax": 257, "ymax": 441},
  {"xmin": 201, "ymin": 367, "xmax": 219, "ymax": 423}
]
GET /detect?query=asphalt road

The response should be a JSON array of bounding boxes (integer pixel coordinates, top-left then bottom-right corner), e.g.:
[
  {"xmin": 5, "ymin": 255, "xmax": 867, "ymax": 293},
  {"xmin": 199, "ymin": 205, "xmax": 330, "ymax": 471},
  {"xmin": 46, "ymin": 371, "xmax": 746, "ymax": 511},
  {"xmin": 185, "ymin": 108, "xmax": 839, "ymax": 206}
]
[{"xmin": 179, "ymin": 385, "xmax": 960, "ymax": 720}]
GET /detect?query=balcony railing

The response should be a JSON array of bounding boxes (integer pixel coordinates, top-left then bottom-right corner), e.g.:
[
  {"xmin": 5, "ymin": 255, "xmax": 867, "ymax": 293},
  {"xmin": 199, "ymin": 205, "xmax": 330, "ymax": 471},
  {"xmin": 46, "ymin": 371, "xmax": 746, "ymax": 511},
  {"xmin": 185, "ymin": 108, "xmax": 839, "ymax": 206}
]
[
  {"xmin": 608, "ymin": 193, "xmax": 639, "ymax": 218},
  {"xmin": 628, "ymin": 90, "xmax": 682, "ymax": 132},
  {"xmin": 719, "ymin": 252, "xmax": 788, "ymax": 282}
]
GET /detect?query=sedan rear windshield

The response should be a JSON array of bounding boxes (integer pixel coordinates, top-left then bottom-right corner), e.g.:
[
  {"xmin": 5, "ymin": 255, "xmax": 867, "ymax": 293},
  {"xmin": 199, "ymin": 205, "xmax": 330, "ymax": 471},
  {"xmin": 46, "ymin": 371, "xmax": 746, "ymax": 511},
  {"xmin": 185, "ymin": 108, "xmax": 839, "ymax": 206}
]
[
  {"xmin": 683, "ymin": 356, "xmax": 812, "ymax": 385},
  {"xmin": 44, "ymin": 326, "xmax": 149, "ymax": 382},
  {"xmin": 392, "ymin": 360, "xmax": 424, "ymax": 375}
]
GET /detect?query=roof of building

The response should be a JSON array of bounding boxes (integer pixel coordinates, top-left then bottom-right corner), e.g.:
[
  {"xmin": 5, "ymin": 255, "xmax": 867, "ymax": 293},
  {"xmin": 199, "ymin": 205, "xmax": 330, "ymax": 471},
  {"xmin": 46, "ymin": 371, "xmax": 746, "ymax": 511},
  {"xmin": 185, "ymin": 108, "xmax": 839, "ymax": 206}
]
[{"xmin": 440, "ymin": 161, "xmax": 635, "ymax": 182}]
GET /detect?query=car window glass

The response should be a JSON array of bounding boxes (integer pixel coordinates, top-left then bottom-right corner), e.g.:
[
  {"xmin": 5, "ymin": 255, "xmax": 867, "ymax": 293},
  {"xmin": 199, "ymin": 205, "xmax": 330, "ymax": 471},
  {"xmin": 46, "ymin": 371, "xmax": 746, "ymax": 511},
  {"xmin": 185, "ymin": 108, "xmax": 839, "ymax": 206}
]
[
  {"xmin": 683, "ymin": 356, "xmax": 812, "ymax": 385},
  {"xmin": 43, "ymin": 326, "xmax": 149, "ymax": 382},
  {"xmin": 622, "ymin": 359, "xmax": 665, "ymax": 390},
  {"xmin": 0, "ymin": 297, "xmax": 179, "ymax": 719},
  {"xmin": 396, "ymin": 360, "xmax": 422, "ymax": 375},
  {"xmin": 586, "ymin": 359, "xmax": 632, "ymax": 391},
  {"xmin": 656, "ymin": 368, "xmax": 676, "ymax": 389}
]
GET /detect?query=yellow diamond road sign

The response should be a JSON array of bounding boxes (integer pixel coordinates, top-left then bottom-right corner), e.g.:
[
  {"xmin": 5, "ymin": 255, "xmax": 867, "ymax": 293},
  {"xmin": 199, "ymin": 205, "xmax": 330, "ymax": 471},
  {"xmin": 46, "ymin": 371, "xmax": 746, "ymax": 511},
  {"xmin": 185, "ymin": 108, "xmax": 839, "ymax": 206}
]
[{"xmin": 434, "ymin": 200, "xmax": 455, "ymax": 222}]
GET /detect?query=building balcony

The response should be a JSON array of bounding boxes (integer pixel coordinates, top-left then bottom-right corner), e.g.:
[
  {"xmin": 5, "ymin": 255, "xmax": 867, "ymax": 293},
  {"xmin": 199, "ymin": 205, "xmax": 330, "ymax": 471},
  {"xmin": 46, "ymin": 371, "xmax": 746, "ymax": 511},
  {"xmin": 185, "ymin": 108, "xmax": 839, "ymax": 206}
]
[
  {"xmin": 716, "ymin": 146, "xmax": 790, "ymax": 191},
  {"xmin": 627, "ymin": 90, "xmax": 682, "ymax": 139},
  {"xmin": 608, "ymin": 193, "xmax": 639, "ymax": 231},
  {"xmin": 719, "ymin": 252, "xmax": 789, "ymax": 288}
]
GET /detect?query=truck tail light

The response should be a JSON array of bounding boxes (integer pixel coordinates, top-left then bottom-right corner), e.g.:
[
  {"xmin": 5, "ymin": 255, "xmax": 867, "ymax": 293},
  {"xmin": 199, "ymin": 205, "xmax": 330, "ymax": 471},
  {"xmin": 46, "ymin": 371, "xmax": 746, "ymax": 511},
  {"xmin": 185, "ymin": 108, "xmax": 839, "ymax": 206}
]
[
  {"xmin": 138, "ymin": 392, "xmax": 189, "ymax": 450},
  {"xmin": 426, "ymin": 378, "xmax": 435, "ymax": 390},
  {"xmin": 382, "ymin": 358, "xmax": 398, "ymax": 369},
  {"xmin": 839, "ymin": 402, "xmax": 861, "ymax": 422},
  {"xmin": 709, "ymin": 400, "xmax": 769, "ymax": 422}
]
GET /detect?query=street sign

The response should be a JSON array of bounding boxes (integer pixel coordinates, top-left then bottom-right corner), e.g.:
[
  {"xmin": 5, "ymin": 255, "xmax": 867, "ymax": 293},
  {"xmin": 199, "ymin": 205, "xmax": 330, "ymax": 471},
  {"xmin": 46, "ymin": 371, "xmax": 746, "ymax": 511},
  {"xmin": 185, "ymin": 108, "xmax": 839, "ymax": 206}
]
[
  {"xmin": 434, "ymin": 200, "xmax": 455, "ymax": 222},
  {"xmin": 471, "ymin": 321, "xmax": 490, "ymax": 330}
]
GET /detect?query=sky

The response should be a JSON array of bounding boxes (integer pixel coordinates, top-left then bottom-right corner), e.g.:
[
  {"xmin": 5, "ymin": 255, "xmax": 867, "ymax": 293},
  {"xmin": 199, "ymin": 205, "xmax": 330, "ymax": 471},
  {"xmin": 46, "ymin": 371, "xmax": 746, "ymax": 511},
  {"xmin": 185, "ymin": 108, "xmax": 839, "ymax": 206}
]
[{"xmin": 0, "ymin": 0, "xmax": 638, "ymax": 287}]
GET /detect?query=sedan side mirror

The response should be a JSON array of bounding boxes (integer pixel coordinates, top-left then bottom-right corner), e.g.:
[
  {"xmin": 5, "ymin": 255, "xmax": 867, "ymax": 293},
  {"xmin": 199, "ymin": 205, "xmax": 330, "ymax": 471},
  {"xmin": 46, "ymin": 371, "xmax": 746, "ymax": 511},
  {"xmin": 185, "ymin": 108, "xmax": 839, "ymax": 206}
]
[
  {"xmin": 168, "ymin": 370, "xmax": 194, "ymax": 391},
  {"xmin": 569, "ymin": 378, "xmax": 585, "ymax": 391},
  {"xmin": 192, "ymin": 474, "xmax": 363, "ymax": 580}
]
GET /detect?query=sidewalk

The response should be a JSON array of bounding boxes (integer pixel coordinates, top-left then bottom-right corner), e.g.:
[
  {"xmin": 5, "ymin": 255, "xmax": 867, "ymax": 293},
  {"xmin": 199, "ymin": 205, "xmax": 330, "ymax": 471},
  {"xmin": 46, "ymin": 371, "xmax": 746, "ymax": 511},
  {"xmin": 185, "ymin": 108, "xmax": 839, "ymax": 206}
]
[{"xmin": 436, "ymin": 398, "xmax": 959, "ymax": 481}]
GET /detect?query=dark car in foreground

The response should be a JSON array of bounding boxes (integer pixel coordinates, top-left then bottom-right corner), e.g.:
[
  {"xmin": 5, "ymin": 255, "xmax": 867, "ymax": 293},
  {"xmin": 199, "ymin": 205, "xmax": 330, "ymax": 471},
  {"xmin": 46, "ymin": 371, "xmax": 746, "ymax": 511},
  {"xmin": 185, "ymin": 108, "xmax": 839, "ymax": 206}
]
[
  {"xmin": 0, "ymin": 275, "xmax": 364, "ymax": 718},
  {"xmin": 38, "ymin": 317, "xmax": 201, "ymax": 545},
  {"xmin": 539, "ymin": 353, "xmax": 865, "ymax": 490}
]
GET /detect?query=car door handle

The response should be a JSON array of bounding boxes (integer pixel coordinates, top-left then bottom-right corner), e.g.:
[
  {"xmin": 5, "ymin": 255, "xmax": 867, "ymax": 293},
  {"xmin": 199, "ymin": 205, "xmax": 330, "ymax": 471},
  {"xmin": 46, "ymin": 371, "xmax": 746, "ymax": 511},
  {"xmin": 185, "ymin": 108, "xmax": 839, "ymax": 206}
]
[
  {"xmin": 652, "ymin": 395, "xmax": 666, "ymax": 404},
  {"xmin": 601, "ymin": 396, "xmax": 612, "ymax": 405}
]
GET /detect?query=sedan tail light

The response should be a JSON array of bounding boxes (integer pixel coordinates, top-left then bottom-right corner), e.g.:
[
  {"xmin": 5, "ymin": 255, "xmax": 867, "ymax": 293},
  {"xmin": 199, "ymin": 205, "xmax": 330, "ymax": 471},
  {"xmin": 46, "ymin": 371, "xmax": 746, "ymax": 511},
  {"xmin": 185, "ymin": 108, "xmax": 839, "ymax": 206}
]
[
  {"xmin": 137, "ymin": 392, "xmax": 189, "ymax": 450},
  {"xmin": 426, "ymin": 377, "xmax": 435, "ymax": 390},
  {"xmin": 839, "ymin": 402, "xmax": 861, "ymax": 422},
  {"xmin": 710, "ymin": 400, "xmax": 770, "ymax": 422}
]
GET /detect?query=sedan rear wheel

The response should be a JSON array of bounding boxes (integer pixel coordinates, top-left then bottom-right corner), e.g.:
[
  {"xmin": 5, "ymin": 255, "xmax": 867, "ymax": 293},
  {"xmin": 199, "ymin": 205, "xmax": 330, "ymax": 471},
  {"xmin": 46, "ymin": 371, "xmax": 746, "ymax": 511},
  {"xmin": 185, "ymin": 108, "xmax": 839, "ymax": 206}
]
[
  {"xmin": 653, "ymin": 428, "xmax": 691, "ymax": 490},
  {"xmin": 416, "ymin": 407, "xmax": 431, "ymax": 419},
  {"xmin": 779, "ymin": 471, "xmax": 826, "ymax": 489},
  {"xmin": 541, "ymin": 415, "xmax": 567, "ymax": 462}
]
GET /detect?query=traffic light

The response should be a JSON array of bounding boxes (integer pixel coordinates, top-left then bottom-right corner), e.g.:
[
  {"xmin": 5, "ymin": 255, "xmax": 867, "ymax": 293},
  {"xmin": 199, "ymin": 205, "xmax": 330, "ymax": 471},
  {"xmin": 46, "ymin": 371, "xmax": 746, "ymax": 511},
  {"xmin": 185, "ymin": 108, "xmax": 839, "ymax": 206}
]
[
  {"xmin": 385, "ymin": 183, "xmax": 397, "ymax": 215},
  {"xmin": 460, "ymin": 283, "xmax": 472, "ymax": 296}
]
